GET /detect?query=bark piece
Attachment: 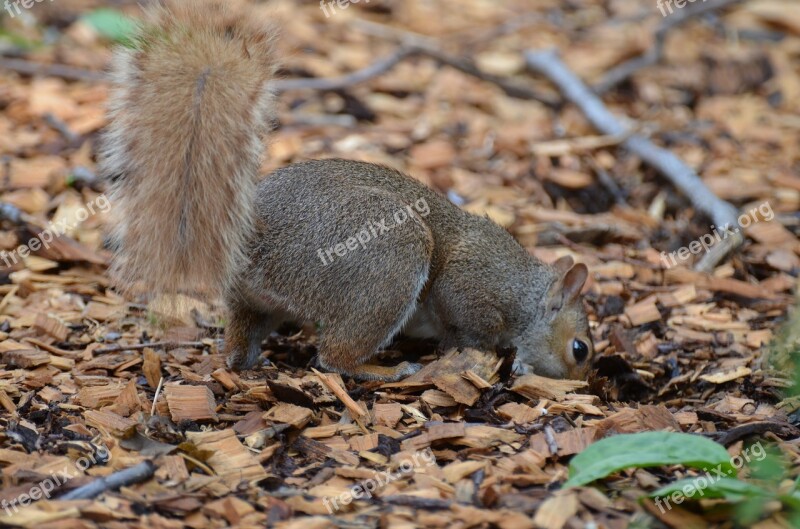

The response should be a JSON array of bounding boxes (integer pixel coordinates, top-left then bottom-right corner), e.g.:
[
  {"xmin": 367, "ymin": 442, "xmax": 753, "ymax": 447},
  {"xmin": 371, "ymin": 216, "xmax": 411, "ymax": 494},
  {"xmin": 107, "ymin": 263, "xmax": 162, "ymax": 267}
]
[
  {"xmin": 264, "ymin": 403, "xmax": 313, "ymax": 429},
  {"xmin": 34, "ymin": 313, "xmax": 68, "ymax": 341},
  {"xmin": 84, "ymin": 409, "xmax": 138, "ymax": 438},
  {"xmin": 164, "ymin": 384, "xmax": 218, "ymax": 423},
  {"xmin": 511, "ymin": 374, "xmax": 588, "ymax": 401},
  {"xmin": 2, "ymin": 349, "xmax": 50, "ymax": 368},
  {"xmin": 186, "ymin": 429, "xmax": 268, "ymax": 488}
]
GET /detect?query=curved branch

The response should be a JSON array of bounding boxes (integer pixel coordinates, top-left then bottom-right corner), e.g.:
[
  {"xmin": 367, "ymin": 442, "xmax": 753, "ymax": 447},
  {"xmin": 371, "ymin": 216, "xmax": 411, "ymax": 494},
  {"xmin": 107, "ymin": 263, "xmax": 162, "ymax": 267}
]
[
  {"xmin": 525, "ymin": 48, "xmax": 743, "ymax": 272},
  {"xmin": 594, "ymin": 0, "xmax": 745, "ymax": 94}
]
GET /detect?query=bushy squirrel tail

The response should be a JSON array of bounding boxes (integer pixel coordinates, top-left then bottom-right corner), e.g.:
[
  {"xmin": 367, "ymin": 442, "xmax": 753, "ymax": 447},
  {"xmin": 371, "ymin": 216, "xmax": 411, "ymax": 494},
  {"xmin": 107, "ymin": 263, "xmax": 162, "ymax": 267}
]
[{"xmin": 100, "ymin": 0, "xmax": 278, "ymax": 299}]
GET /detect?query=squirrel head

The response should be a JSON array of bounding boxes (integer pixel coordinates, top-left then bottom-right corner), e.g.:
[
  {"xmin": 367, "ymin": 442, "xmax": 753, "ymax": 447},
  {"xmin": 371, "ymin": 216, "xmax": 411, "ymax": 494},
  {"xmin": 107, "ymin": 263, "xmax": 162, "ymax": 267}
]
[{"xmin": 513, "ymin": 256, "xmax": 593, "ymax": 379}]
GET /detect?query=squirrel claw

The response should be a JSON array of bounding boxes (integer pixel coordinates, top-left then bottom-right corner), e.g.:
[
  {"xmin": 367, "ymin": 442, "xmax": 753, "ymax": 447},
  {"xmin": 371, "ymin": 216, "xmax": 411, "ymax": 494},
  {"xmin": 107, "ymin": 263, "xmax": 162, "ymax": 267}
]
[
  {"xmin": 396, "ymin": 361, "xmax": 423, "ymax": 378},
  {"xmin": 512, "ymin": 359, "xmax": 534, "ymax": 376},
  {"xmin": 226, "ymin": 351, "xmax": 268, "ymax": 371}
]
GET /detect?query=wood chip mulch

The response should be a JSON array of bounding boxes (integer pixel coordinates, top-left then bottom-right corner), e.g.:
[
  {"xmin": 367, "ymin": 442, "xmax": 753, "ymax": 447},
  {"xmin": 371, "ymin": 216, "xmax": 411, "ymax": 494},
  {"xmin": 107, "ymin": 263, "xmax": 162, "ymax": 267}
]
[{"xmin": 1, "ymin": 0, "xmax": 799, "ymax": 528}]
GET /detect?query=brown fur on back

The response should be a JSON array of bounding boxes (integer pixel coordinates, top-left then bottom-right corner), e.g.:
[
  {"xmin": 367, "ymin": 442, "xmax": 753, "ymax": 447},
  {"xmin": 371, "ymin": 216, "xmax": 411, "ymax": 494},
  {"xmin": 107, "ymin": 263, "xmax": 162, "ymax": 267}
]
[{"xmin": 100, "ymin": 0, "xmax": 279, "ymax": 298}]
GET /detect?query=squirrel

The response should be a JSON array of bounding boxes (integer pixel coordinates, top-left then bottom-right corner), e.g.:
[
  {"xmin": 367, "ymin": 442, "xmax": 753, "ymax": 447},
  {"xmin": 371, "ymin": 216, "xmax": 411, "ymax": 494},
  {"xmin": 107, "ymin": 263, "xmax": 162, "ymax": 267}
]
[{"xmin": 99, "ymin": 0, "xmax": 594, "ymax": 382}]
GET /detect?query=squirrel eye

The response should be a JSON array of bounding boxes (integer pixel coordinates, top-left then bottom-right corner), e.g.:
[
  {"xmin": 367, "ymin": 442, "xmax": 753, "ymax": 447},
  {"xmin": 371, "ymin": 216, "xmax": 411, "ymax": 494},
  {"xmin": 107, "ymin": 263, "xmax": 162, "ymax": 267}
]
[{"xmin": 572, "ymin": 339, "xmax": 589, "ymax": 363}]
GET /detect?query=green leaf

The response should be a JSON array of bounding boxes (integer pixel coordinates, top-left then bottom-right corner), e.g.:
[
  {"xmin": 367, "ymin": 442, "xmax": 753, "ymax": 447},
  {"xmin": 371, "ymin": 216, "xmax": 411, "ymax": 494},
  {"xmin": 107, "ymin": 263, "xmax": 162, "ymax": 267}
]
[
  {"xmin": 564, "ymin": 432, "xmax": 735, "ymax": 488},
  {"xmin": 737, "ymin": 495, "xmax": 773, "ymax": 527},
  {"xmin": 651, "ymin": 477, "xmax": 771, "ymax": 502},
  {"xmin": 82, "ymin": 8, "xmax": 137, "ymax": 45},
  {"xmin": 780, "ymin": 490, "xmax": 800, "ymax": 511}
]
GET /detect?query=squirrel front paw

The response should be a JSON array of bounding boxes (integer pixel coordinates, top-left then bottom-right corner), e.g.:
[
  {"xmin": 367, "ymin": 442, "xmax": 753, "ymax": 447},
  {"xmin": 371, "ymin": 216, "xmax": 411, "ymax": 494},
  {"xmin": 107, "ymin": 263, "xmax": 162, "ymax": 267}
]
[
  {"xmin": 512, "ymin": 358, "xmax": 535, "ymax": 376},
  {"xmin": 226, "ymin": 349, "xmax": 269, "ymax": 371},
  {"xmin": 395, "ymin": 361, "xmax": 423, "ymax": 379}
]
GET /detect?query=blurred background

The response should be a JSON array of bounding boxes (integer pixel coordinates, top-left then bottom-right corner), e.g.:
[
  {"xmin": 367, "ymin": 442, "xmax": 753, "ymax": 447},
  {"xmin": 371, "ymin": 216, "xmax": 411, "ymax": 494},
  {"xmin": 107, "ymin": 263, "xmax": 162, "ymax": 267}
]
[
  {"xmin": 0, "ymin": 0, "xmax": 797, "ymax": 265},
  {"xmin": 1, "ymin": 1, "xmax": 800, "ymax": 527}
]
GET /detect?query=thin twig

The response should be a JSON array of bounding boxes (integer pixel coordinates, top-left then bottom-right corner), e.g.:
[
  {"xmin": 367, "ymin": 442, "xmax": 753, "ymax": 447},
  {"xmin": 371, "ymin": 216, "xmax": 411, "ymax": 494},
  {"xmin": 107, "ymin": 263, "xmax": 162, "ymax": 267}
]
[
  {"xmin": 715, "ymin": 421, "xmax": 800, "ymax": 446},
  {"xmin": 22, "ymin": 337, "xmax": 83, "ymax": 359},
  {"xmin": 269, "ymin": 48, "xmax": 416, "ymax": 93},
  {"xmin": 60, "ymin": 461, "xmax": 155, "ymax": 500},
  {"xmin": 177, "ymin": 451, "xmax": 216, "ymax": 477},
  {"xmin": 150, "ymin": 376, "xmax": 164, "ymax": 416},
  {"xmin": 381, "ymin": 495, "xmax": 452, "ymax": 510},
  {"xmin": 348, "ymin": 21, "xmax": 559, "ymax": 106},
  {"xmin": 594, "ymin": 0, "xmax": 745, "ymax": 93},
  {"xmin": 43, "ymin": 112, "xmax": 81, "ymax": 144},
  {"xmin": 0, "ymin": 57, "xmax": 106, "ymax": 82},
  {"xmin": 413, "ymin": 46, "xmax": 558, "ymax": 106},
  {"xmin": 94, "ymin": 341, "xmax": 209, "ymax": 353},
  {"xmin": 525, "ymin": 49, "xmax": 742, "ymax": 272},
  {"xmin": 287, "ymin": 113, "xmax": 357, "ymax": 128},
  {"xmin": 0, "ymin": 200, "xmax": 64, "ymax": 237},
  {"xmin": 271, "ymin": 45, "xmax": 557, "ymax": 106},
  {"xmin": 543, "ymin": 425, "xmax": 559, "ymax": 455},
  {"xmin": 311, "ymin": 368, "xmax": 367, "ymax": 420}
]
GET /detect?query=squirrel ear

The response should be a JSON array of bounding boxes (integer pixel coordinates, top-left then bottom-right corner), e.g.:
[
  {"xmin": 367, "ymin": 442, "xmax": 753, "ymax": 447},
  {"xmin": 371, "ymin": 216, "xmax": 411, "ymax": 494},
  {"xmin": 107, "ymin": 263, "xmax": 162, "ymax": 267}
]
[
  {"xmin": 562, "ymin": 263, "xmax": 588, "ymax": 302},
  {"xmin": 546, "ymin": 262, "xmax": 587, "ymax": 314},
  {"xmin": 553, "ymin": 255, "xmax": 574, "ymax": 275}
]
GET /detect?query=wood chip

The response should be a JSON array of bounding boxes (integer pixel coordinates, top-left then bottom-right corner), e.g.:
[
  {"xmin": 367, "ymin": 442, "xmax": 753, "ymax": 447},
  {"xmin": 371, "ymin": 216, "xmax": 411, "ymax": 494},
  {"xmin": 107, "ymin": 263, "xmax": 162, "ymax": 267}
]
[
  {"xmin": 84, "ymin": 409, "xmax": 138, "ymax": 437},
  {"xmin": 624, "ymin": 296, "xmax": 662, "ymax": 326},
  {"xmin": 34, "ymin": 313, "xmax": 68, "ymax": 341},
  {"xmin": 1, "ymin": 349, "xmax": 50, "ymax": 368},
  {"xmin": 186, "ymin": 429, "xmax": 267, "ymax": 488},
  {"xmin": 164, "ymin": 384, "xmax": 218, "ymax": 422},
  {"xmin": 313, "ymin": 369, "xmax": 366, "ymax": 420},
  {"xmin": 264, "ymin": 403, "xmax": 314, "ymax": 429},
  {"xmin": 373, "ymin": 403, "xmax": 403, "ymax": 428},
  {"xmin": 497, "ymin": 402, "xmax": 543, "ymax": 424},
  {"xmin": 511, "ymin": 374, "xmax": 588, "ymax": 401},
  {"xmin": 532, "ymin": 492, "xmax": 579, "ymax": 529},
  {"xmin": 699, "ymin": 366, "xmax": 753, "ymax": 384},
  {"xmin": 142, "ymin": 348, "xmax": 162, "ymax": 389}
]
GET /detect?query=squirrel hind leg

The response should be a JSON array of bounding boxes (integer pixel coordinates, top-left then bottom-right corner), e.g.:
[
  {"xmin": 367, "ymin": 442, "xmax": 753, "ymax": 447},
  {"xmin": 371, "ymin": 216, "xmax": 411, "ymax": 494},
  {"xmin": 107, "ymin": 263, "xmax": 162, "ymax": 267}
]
[
  {"xmin": 224, "ymin": 302, "xmax": 282, "ymax": 371},
  {"xmin": 344, "ymin": 361, "xmax": 423, "ymax": 382},
  {"xmin": 317, "ymin": 339, "xmax": 422, "ymax": 382},
  {"xmin": 317, "ymin": 263, "xmax": 430, "ymax": 382},
  {"xmin": 317, "ymin": 317, "xmax": 423, "ymax": 381}
]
